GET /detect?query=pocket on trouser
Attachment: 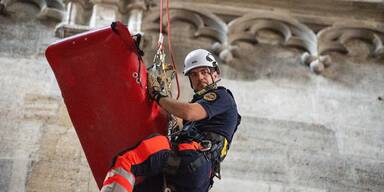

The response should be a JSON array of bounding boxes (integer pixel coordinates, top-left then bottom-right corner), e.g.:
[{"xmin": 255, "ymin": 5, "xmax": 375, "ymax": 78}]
[{"xmin": 168, "ymin": 151, "xmax": 212, "ymax": 192}]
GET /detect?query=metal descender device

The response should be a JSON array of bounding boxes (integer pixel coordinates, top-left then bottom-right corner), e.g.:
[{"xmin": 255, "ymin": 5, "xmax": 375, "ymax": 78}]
[{"xmin": 148, "ymin": 33, "xmax": 179, "ymax": 136}]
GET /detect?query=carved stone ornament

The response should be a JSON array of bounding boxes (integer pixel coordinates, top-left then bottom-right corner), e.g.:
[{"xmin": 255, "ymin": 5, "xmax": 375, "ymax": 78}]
[
  {"xmin": 54, "ymin": 0, "xmax": 147, "ymax": 38},
  {"xmin": 142, "ymin": 4, "xmax": 228, "ymax": 44},
  {"xmin": 225, "ymin": 11, "xmax": 318, "ymax": 55},
  {"xmin": 0, "ymin": 0, "xmax": 65, "ymax": 20},
  {"xmin": 317, "ymin": 23, "xmax": 384, "ymax": 58},
  {"xmin": 2, "ymin": 0, "xmax": 381, "ymax": 75},
  {"xmin": 211, "ymin": 10, "xmax": 323, "ymax": 73},
  {"xmin": 299, "ymin": 22, "xmax": 384, "ymax": 74}
]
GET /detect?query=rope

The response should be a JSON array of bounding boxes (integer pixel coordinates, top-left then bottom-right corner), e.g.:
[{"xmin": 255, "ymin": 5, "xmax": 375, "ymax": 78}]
[
  {"xmin": 157, "ymin": 0, "xmax": 180, "ymax": 99},
  {"xmin": 159, "ymin": 0, "xmax": 163, "ymax": 36},
  {"xmin": 165, "ymin": 0, "xmax": 180, "ymax": 99}
]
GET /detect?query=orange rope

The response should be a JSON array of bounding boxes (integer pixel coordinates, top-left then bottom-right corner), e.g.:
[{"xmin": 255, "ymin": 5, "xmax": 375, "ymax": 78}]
[
  {"xmin": 165, "ymin": 0, "xmax": 180, "ymax": 99},
  {"xmin": 158, "ymin": 0, "xmax": 164, "ymax": 50},
  {"xmin": 159, "ymin": 0, "xmax": 163, "ymax": 35}
]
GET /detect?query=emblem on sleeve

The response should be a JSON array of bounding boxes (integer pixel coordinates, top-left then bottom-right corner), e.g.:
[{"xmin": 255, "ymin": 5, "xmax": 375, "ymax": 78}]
[{"xmin": 203, "ymin": 92, "xmax": 217, "ymax": 101}]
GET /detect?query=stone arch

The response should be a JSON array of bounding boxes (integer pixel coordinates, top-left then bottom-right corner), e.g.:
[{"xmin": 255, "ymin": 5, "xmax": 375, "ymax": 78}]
[
  {"xmin": 216, "ymin": 10, "xmax": 320, "ymax": 75},
  {"xmin": 300, "ymin": 22, "xmax": 384, "ymax": 74},
  {"xmin": 1, "ymin": 0, "xmax": 65, "ymax": 21},
  {"xmin": 224, "ymin": 11, "xmax": 317, "ymax": 56},
  {"xmin": 317, "ymin": 23, "xmax": 384, "ymax": 58},
  {"xmin": 141, "ymin": 4, "xmax": 227, "ymax": 75},
  {"xmin": 142, "ymin": 4, "xmax": 227, "ymax": 45}
]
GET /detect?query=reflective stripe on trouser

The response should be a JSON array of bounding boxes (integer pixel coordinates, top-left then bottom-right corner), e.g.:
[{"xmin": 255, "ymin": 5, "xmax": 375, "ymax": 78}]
[
  {"xmin": 101, "ymin": 167, "xmax": 135, "ymax": 192},
  {"xmin": 100, "ymin": 135, "xmax": 171, "ymax": 192}
]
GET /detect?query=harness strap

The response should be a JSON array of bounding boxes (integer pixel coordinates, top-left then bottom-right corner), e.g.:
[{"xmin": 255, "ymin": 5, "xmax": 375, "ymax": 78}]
[
  {"xmin": 163, "ymin": 132, "xmax": 227, "ymax": 177},
  {"xmin": 178, "ymin": 141, "xmax": 201, "ymax": 151},
  {"xmin": 202, "ymin": 132, "xmax": 228, "ymax": 161}
]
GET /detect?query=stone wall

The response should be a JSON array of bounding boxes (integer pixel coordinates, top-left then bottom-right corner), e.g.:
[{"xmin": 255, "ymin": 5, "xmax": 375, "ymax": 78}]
[
  {"xmin": 0, "ymin": 0, "xmax": 383, "ymax": 192},
  {"xmin": 0, "ymin": 2, "xmax": 98, "ymax": 191}
]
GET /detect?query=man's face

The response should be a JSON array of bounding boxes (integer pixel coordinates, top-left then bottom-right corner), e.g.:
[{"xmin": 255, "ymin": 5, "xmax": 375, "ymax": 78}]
[{"xmin": 188, "ymin": 67, "xmax": 219, "ymax": 92}]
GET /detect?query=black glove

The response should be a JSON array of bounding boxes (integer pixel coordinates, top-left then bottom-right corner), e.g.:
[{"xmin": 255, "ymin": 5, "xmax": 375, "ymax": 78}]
[
  {"xmin": 151, "ymin": 86, "xmax": 168, "ymax": 103},
  {"xmin": 147, "ymin": 74, "xmax": 168, "ymax": 103}
]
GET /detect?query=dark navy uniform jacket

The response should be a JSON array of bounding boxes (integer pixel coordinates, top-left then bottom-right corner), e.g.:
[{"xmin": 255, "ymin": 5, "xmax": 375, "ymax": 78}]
[
  {"xmin": 185, "ymin": 86, "xmax": 241, "ymax": 144},
  {"xmin": 132, "ymin": 86, "xmax": 241, "ymax": 192}
]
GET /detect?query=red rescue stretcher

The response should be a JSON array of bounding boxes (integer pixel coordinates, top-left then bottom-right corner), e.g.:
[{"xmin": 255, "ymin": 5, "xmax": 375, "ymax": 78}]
[{"xmin": 45, "ymin": 22, "xmax": 168, "ymax": 188}]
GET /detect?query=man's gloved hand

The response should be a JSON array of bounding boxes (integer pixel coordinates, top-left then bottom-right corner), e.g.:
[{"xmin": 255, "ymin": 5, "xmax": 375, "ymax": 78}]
[{"xmin": 147, "ymin": 73, "xmax": 168, "ymax": 103}]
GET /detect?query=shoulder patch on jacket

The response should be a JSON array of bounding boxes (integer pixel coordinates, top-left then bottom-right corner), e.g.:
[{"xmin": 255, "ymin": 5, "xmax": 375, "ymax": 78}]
[{"xmin": 203, "ymin": 92, "xmax": 217, "ymax": 102}]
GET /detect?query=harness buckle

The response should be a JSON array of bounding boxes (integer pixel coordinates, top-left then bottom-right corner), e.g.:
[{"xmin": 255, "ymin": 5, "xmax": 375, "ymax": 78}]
[
  {"xmin": 163, "ymin": 188, "xmax": 172, "ymax": 192},
  {"xmin": 199, "ymin": 140, "xmax": 212, "ymax": 152}
]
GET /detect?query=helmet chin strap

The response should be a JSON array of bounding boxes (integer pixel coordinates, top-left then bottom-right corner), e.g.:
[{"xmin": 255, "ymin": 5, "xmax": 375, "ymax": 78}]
[
  {"xmin": 189, "ymin": 67, "xmax": 221, "ymax": 96},
  {"xmin": 188, "ymin": 67, "xmax": 221, "ymax": 95},
  {"xmin": 194, "ymin": 79, "xmax": 221, "ymax": 96}
]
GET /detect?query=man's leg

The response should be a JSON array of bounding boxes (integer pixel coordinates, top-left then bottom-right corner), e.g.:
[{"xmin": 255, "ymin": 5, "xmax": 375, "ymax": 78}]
[
  {"xmin": 132, "ymin": 174, "xmax": 164, "ymax": 192},
  {"xmin": 101, "ymin": 135, "xmax": 171, "ymax": 192},
  {"xmin": 168, "ymin": 150, "xmax": 212, "ymax": 192}
]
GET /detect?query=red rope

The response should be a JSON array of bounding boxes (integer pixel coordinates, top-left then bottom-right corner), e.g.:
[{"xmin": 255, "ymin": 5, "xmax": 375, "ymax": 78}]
[
  {"xmin": 157, "ymin": 0, "xmax": 180, "ymax": 99},
  {"xmin": 166, "ymin": 0, "xmax": 180, "ymax": 99},
  {"xmin": 158, "ymin": 0, "xmax": 164, "ymax": 50},
  {"xmin": 159, "ymin": 0, "xmax": 163, "ymax": 35}
]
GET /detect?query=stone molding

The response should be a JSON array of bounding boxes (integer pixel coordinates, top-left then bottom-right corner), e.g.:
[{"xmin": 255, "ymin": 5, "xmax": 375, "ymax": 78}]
[
  {"xmin": 230, "ymin": 11, "xmax": 317, "ymax": 54},
  {"xmin": 217, "ymin": 11, "xmax": 317, "ymax": 65},
  {"xmin": 59, "ymin": 2, "xmax": 384, "ymax": 74},
  {"xmin": 318, "ymin": 24, "xmax": 384, "ymax": 58},
  {"xmin": 0, "ymin": 0, "xmax": 65, "ymax": 20},
  {"xmin": 299, "ymin": 22, "xmax": 384, "ymax": 73},
  {"xmin": 54, "ymin": 0, "xmax": 147, "ymax": 37},
  {"xmin": 142, "ymin": 5, "xmax": 227, "ymax": 44},
  {"xmin": 1, "ymin": 0, "xmax": 382, "ymax": 74}
]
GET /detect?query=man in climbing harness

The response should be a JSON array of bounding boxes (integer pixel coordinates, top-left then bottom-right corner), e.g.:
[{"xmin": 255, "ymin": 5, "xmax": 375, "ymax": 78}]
[{"xmin": 100, "ymin": 49, "xmax": 241, "ymax": 192}]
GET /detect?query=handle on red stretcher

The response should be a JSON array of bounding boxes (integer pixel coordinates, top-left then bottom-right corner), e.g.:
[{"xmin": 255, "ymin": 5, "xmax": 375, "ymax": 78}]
[{"xmin": 111, "ymin": 21, "xmax": 136, "ymax": 52}]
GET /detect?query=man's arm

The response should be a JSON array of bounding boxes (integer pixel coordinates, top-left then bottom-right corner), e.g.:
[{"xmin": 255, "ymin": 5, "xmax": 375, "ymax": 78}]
[{"xmin": 158, "ymin": 97, "xmax": 207, "ymax": 121}]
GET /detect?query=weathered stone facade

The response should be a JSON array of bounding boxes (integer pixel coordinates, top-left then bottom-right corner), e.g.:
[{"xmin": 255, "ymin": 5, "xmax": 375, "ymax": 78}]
[{"xmin": 0, "ymin": 0, "xmax": 383, "ymax": 191}]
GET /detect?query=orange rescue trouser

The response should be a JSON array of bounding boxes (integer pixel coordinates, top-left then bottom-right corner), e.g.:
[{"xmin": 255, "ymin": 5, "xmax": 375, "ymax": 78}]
[{"xmin": 100, "ymin": 135, "xmax": 171, "ymax": 192}]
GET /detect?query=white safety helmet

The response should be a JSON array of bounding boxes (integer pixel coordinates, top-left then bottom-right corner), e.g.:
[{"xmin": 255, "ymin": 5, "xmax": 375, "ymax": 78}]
[{"xmin": 183, "ymin": 49, "xmax": 219, "ymax": 75}]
